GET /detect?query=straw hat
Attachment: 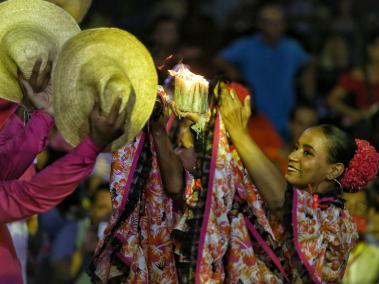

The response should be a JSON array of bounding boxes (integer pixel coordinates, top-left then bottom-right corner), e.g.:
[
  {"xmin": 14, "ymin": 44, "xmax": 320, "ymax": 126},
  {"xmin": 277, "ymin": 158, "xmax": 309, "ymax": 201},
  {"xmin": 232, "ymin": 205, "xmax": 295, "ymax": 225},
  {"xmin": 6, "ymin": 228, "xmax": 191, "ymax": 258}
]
[
  {"xmin": 0, "ymin": 0, "xmax": 80, "ymax": 103},
  {"xmin": 53, "ymin": 28, "xmax": 158, "ymax": 151},
  {"xmin": 46, "ymin": 0, "xmax": 92, "ymax": 23}
]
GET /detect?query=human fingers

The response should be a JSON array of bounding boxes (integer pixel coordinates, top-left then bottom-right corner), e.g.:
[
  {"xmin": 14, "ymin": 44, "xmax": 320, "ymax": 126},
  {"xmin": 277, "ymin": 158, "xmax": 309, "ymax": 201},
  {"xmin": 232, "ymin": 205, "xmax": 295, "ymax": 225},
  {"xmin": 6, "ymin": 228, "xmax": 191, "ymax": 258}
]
[
  {"xmin": 30, "ymin": 58, "xmax": 42, "ymax": 91},
  {"xmin": 114, "ymin": 106, "xmax": 127, "ymax": 130},
  {"xmin": 107, "ymin": 96, "xmax": 122, "ymax": 123},
  {"xmin": 243, "ymin": 96, "xmax": 252, "ymax": 117},
  {"xmin": 39, "ymin": 60, "xmax": 52, "ymax": 91}
]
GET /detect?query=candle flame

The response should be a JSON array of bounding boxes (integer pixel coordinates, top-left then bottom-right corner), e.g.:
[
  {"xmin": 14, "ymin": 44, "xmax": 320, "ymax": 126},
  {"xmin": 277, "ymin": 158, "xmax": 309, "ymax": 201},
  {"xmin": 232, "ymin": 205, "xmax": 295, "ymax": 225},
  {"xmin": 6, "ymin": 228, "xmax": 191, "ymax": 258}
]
[{"xmin": 168, "ymin": 64, "xmax": 208, "ymax": 84}]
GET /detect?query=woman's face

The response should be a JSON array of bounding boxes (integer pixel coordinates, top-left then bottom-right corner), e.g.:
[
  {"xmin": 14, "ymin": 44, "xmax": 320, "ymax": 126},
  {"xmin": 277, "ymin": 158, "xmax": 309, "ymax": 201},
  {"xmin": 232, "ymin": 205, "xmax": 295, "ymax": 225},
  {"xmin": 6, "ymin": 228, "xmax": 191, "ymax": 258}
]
[{"xmin": 285, "ymin": 127, "xmax": 333, "ymax": 189}]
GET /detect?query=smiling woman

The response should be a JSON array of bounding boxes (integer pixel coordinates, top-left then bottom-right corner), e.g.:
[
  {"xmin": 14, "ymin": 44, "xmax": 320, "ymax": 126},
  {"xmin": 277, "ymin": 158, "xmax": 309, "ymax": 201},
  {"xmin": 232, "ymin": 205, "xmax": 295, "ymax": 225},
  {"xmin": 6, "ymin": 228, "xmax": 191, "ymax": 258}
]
[
  {"xmin": 285, "ymin": 125, "xmax": 357, "ymax": 195},
  {"xmin": 220, "ymin": 83, "xmax": 379, "ymax": 283},
  {"xmin": 285, "ymin": 127, "xmax": 339, "ymax": 191}
]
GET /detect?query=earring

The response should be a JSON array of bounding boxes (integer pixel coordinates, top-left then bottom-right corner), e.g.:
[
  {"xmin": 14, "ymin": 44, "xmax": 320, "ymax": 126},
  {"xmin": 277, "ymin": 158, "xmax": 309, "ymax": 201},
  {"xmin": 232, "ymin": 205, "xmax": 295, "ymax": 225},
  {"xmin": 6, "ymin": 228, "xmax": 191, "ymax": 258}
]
[{"xmin": 333, "ymin": 179, "xmax": 343, "ymax": 196}]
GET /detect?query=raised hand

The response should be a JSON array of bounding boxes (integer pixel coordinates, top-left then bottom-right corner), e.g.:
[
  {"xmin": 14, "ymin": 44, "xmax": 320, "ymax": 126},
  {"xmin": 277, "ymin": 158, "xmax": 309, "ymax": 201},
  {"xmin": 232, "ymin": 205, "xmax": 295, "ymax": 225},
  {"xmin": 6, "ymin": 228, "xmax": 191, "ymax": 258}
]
[
  {"xmin": 219, "ymin": 82, "xmax": 251, "ymax": 137},
  {"xmin": 18, "ymin": 59, "xmax": 54, "ymax": 116},
  {"xmin": 89, "ymin": 96, "xmax": 127, "ymax": 149}
]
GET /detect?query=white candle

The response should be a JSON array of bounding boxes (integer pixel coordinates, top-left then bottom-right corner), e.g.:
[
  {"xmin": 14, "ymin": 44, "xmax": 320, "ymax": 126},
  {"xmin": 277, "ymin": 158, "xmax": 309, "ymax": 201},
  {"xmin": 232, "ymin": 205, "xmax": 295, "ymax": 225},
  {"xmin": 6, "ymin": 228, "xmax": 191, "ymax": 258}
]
[{"xmin": 168, "ymin": 64, "xmax": 209, "ymax": 114}]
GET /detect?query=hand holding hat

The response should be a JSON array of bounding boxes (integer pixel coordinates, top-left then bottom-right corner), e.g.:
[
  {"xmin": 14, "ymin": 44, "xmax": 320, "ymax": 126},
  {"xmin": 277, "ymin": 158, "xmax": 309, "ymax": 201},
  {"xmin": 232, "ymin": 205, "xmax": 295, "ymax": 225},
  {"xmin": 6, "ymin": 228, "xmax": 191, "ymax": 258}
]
[
  {"xmin": 89, "ymin": 96, "xmax": 127, "ymax": 150},
  {"xmin": 18, "ymin": 58, "xmax": 54, "ymax": 116},
  {"xmin": 0, "ymin": 0, "xmax": 80, "ymax": 104},
  {"xmin": 53, "ymin": 28, "xmax": 158, "ymax": 151}
]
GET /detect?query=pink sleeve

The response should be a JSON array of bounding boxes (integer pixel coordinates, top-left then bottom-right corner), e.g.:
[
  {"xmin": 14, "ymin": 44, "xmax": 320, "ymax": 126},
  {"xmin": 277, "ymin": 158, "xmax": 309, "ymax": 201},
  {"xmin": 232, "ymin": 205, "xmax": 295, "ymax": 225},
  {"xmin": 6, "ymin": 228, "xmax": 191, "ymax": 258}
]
[
  {"xmin": 0, "ymin": 114, "xmax": 23, "ymax": 142},
  {"xmin": 0, "ymin": 110, "xmax": 54, "ymax": 180},
  {"xmin": 0, "ymin": 137, "xmax": 101, "ymax": 224}
]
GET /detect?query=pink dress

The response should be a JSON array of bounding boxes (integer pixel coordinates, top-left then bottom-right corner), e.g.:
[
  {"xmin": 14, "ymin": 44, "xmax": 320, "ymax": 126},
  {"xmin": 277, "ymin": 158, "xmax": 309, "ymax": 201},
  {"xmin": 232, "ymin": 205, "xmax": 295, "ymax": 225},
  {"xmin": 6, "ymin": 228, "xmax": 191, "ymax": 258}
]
[
  {"xmin": 0, "ymin": 111, "xmax": 101, "ymax": 283},
  {"xmin": 0, "ymin": 111, "xmax": 53, "ymax": 180}
]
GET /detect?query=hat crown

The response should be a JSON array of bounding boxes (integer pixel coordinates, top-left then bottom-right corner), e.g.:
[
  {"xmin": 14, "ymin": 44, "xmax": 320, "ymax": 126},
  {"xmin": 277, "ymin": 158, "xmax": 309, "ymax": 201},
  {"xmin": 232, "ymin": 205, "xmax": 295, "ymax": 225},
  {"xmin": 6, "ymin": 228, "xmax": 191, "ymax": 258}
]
[
  {"xmin": 53, "ymin": 28, "xmax": 158, "ymax": 150},
  {"xmin": 79, "ymin": 58, "xmax": 133, "ymax": 116},
  {"xmin": 0, "ymin": 0, "xmax": 80, "ymax": 103},
  {"xmin": 2, "ymin": 26, "xmax": 56, "ymax": 79}
]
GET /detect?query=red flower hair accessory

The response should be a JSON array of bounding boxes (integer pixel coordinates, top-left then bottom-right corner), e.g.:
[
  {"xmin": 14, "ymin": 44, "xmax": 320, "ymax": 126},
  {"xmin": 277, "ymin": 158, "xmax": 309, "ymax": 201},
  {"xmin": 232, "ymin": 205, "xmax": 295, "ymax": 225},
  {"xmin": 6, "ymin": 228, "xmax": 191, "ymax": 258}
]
[{"xmin": 341, "ymin": 139, "xmax": 379, "ymax": 192}]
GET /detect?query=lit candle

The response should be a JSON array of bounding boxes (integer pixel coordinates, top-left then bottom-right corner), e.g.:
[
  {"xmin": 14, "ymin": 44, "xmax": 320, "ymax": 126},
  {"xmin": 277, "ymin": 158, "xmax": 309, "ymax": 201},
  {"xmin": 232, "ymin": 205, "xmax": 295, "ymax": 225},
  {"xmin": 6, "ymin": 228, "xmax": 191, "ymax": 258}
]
[{"xmin": 168, "ymin": 64, "xmax": 209, "ymax": 114}]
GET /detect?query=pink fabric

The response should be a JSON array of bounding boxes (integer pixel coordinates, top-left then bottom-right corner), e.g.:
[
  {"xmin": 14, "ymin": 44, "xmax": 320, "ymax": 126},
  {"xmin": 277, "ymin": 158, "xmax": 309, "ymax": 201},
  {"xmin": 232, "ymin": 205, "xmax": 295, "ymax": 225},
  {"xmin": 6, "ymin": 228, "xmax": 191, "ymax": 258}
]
[
  {"xmin": 0, "ymin": 111, "xmax": 54, "ymax": 181},
  {"xmin": 93, "ymin": 133, "xmax": 181, "ymax": 283},
  {"xmin": 291, "ymin": 189, "xmax": 358, "ymax": 283},
  {"xmin": 165, "ymin": 113, "xmax": 175, "ymax": 133},
  {"xmin": 0, "ymin": 136, "xmax": 101, "ymax": 283},
  {"xmin": 292, "ymin": 189, "xmax": 320, "ymax": 284},
  {"xmin": 119, "ymin": 132, "xmax": 146, "ymax": 213},
  {"xmin": 48, "ymin": 130, "xmax": 73, "ymax": 152},
  {"xmin": 188, "ymin": 112, "xmax": 280, "ymax": 283},
  {"xmin": 0, "ymin": 110, "xmax": 52, "ymax": 284},
  {"xmin": 195, "ymin": 109, "xmax": 220, "ymax": 284},
  {"xmin": 244, "ymin": 217, "xmax": 289, "ymax": 282},
  {"xmin": 0, "ymin": 98, "xmax": 18, "ymax": 129}
]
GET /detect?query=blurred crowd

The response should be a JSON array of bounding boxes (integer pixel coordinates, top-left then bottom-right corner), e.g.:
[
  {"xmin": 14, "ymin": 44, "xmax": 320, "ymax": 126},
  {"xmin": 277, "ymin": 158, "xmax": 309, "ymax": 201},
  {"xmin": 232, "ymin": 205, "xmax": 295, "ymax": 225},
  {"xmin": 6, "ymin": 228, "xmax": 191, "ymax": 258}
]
[{"xmin": 12, "ymin": 0, "xmax": 379, "ymax": 283}]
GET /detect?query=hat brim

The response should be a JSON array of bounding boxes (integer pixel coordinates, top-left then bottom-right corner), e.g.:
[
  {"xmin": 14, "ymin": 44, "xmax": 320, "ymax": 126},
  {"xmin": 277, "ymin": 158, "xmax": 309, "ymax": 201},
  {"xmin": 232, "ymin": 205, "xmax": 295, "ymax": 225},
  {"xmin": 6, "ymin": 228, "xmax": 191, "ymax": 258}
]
[
  {"xmin": 53, "ymin": 28, "xmax": 158, "ymax": 151},
  {"xmin": 0, "ymin": 0, "xmax": 80, "ymax": 103}
]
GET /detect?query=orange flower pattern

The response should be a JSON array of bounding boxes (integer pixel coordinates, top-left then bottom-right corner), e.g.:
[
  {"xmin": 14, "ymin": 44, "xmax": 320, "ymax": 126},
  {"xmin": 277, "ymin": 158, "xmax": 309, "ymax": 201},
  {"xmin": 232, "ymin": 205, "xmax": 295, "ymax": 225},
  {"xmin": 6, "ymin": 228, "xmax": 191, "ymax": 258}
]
[
  {"xmin": 290, "ymin": 189, "xmax": 358, "ymax": 283},
  {"xmin": 188, "ymin": 113, "xmax": 283, "ymax": 283},
  {"xmin": 92, "ymin": 114, "xmax": 358, "ymax": 284},
  {"xmin": 176, "ymin": 113, "xmax": 358, "ymax": 283},
  {"xmin": 92, "ymin": 132, "xmax": 190, "ymax": 283}
]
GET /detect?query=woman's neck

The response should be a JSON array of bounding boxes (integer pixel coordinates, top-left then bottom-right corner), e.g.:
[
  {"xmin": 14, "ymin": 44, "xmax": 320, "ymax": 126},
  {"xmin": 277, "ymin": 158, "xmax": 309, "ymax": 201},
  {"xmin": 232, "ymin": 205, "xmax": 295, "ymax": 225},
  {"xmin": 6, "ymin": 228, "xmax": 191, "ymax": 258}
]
[{"xmin": 304, "ymin": 181, "xmax": 335, "ymax": 195}]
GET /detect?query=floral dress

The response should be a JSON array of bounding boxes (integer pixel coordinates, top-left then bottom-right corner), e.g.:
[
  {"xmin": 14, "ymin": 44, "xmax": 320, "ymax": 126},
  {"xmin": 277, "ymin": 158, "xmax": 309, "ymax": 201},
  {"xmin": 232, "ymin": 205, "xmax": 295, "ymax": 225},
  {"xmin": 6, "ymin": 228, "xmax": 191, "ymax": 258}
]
[
  {"xmin": 89, "ymin": 131, "xmax": 182, "ymax": 283},
  {"xmin": 89, "ymin": 112, "xmax": 358, "ymax": 284}
]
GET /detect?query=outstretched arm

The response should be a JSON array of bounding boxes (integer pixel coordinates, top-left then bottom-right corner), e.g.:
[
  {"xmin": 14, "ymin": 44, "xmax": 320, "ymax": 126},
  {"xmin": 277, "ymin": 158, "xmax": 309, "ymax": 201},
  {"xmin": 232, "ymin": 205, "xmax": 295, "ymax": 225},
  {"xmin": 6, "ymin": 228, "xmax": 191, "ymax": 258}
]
[
  {"xmin": 220, "ymin": 84, "xmax": 287, "ymax": 210},
  {"xmin": 0, "ymin": 96, "xmax": 127, "ymax": 223},
  {"xmin": 0, "ymin": 136, "xmax": 100, "ymax": 224}
]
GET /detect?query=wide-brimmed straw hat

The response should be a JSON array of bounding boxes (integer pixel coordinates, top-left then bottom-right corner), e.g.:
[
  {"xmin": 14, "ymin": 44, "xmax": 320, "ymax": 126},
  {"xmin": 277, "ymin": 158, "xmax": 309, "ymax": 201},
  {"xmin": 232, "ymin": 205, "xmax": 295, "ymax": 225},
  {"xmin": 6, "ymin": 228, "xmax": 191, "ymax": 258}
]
[
  {"xmin": 46, "ymin": 0, "xmax": 92, "ymax": 23},
  {"xmin": 53, "ymin": 28, "xmax": 158, "ymax": 151},
  {"xmin": 0, "ymin": 0, "xmax": 80, "ymax": 103}
]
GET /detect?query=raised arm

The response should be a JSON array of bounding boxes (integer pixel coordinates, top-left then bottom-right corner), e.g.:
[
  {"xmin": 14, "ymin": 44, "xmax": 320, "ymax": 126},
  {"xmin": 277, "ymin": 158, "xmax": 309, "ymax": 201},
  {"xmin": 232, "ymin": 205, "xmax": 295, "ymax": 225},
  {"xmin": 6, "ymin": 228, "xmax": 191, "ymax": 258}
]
[
  {"xmin": 0, "ymin": 96, "xmax": 127, "ymax": 223},
  {"xmin": 0, "ymin": 59, "xmax": 55, "ymax": 180},
  {"xmin": 150, "ymin": 100, "xmax": 185, "ymax": 211},
  {"xmin": 0, "ymin": 136, "xmax": 100, "ymax": 223},
  {"xmin": 219, "ymin": 84, "xmax": 287, "ymax": 210}
]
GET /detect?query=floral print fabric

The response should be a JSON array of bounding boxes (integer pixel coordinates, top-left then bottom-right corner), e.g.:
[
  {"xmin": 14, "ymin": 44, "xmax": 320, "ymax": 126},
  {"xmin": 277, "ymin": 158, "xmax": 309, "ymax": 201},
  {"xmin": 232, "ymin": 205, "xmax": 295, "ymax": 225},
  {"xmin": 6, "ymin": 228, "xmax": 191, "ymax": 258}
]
[
  {"xmin": 91, "ymin": 132, "xmax": 180, "ymax": 283},
  {"xmin": 90, "ymin": 115, "xmax": 358, "ymax": 284},
  {"xmin": 292, "ymin": 189, "xmax": 358, "ymax": 283}
]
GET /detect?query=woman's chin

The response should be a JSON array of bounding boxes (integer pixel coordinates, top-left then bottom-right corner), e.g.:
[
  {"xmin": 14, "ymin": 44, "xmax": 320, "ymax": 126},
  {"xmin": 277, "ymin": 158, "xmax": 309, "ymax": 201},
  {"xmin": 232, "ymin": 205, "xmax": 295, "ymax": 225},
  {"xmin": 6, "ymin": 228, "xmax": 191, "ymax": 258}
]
[
  {"xmin": 284, "ymin": 175, "xmax": 304, "ymax": 189},
  {"xmin": 284, "ymin": 173, "xmax": 294, "ymax": 183}
]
